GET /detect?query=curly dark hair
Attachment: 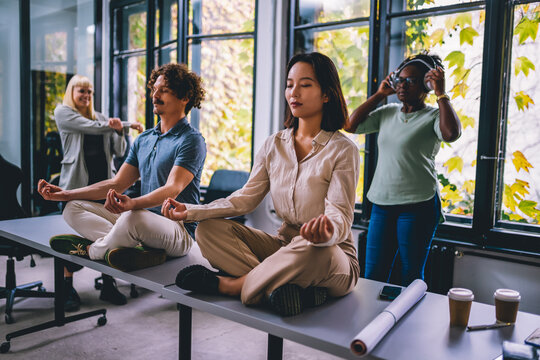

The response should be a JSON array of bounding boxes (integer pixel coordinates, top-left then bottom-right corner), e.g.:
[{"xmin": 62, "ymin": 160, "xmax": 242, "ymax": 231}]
[
  {"xmin": 147, "ymin": 63, "xmax": 205, "ymax": 115},
  {"xmin": 284, "ymin": 52, "xmax": 348, "ymax": 132}
]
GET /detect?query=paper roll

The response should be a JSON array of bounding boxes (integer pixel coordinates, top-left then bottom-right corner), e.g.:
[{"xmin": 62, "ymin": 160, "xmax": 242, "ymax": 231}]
[{"xmin": 350, "ymin": 279, "xmax": 427, "ymax": 357}]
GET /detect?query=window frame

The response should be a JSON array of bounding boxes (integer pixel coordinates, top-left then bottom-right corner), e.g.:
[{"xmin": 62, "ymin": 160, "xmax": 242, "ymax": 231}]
[
  {"xmin": 493, "ymin": 0, "xmax": 540, "ymax": 235},
  {"xmin": 288, "ymin": 0, "xmax": 540, "ymax": 254},
  {"xmin": 289, "ymin": 0, "xmax": 378, "ymax": 222},
  {"xmin": 110, "ymin": 0, "xmax": 150, "ymax": 128},
  {"xmin": 109, "ymin": 0, "xmax": 258, "ymax": 169}
]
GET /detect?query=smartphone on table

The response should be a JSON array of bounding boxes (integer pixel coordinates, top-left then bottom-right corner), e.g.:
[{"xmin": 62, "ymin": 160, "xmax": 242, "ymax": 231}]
[
  {"xmin": 525, "ymin": 328, "xmax": 540, "ymax": 348},
  {"xmin": 379, "ymin": 285, "xmax": 402, "ymax": 301}
]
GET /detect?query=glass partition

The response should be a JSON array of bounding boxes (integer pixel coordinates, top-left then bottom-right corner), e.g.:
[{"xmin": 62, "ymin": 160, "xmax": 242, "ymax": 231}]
[
  {"xmin": 30, "ymin": 0, "xmax": 96, "ymax": 213},
  {"xmin": 0, "ymin": 1, "xmax": 21, "ymax": 166}
]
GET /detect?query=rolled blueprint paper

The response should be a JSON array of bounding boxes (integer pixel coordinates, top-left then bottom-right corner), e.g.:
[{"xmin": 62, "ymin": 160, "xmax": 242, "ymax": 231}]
[{"xmin": 350, "ymin": 279, "xmax": 427, "ymax": 357}]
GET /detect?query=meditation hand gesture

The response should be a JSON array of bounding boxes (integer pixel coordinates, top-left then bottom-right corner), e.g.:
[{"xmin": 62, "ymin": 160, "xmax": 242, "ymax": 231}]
[
  {"xmin": 161, "ymin": 197, "xmax": 188, "ymax": 221},
  {"xmin": 104, "ymin": 189, "xmax": 135, "ymax": 214},
  {"xmin": 300, "ymin": 214, "xmax": 334, "ymax": 244},
  {"xmin": 108, "ymin": 118, "xmax": 123, "ymax": 132},
  {"xmin": 37, "ymin": 179, "xmax": 69, "ymax": 201}
]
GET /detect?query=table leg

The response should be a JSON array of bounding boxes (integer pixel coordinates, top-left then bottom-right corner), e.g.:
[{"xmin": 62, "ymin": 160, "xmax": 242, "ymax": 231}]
[
  {"xmin": 267, "ymin": 334, "xmax": 283, "ymax": 360},
  {"xmin": 54, "ymin": 256, "xmax": 66, "ymax": 324},
  {"xmin": 179, "ymin": 304, "xmax": 192, "ymax": 360}
]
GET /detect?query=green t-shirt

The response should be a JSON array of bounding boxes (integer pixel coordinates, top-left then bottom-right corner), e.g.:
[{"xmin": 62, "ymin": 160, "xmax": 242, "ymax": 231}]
[{"xmin": 356, "ymin": 103, "xmax": 443, "ymax": 205}]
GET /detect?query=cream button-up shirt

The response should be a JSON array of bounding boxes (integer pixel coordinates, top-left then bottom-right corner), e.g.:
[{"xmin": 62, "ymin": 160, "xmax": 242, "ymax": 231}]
[{"xmin": 186, "ymin": 128, "xmax": 360, "ymax": 259}]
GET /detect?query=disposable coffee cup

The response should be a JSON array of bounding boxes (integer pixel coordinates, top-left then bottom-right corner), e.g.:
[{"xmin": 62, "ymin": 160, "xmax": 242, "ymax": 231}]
[
  {"xmin": 448, "ymin": 288, "xmax": 474, "ymax": 327},
  {"xmin": 494, "ymin": 289, "xmax": 520, "ymax": 323}
]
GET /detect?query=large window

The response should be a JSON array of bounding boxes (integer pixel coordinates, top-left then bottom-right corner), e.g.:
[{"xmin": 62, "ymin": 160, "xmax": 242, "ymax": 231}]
[
  {"xmin": 111, "ymin": 1, "xmax": 147, "ymax": 135},
  {"xmin": 291, "ymin": 0, "xmax": 372, "ymax": 205},
  {"xmin": 497, "ymin": 2, "xmax": 540, "ymax": 229},
  {"xmin": 188, "ymin": 0, "xmax": 256, "ymax": 185},
  {"xmin": 110, "ymin": 0, "xmax": 257, "ymax": 185},
  {"xmin": 290, "ymin": 0, "xmax": 539, "ymax": 252},
  {"xmin": 388, "ymin": 2, "xmax": 486, "ymax": 223}
]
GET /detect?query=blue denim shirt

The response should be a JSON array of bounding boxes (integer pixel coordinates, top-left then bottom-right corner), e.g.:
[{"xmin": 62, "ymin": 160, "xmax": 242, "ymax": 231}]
[{"xmin": 125, "ymin": 118, "xmax": 206, "ymax": 239}]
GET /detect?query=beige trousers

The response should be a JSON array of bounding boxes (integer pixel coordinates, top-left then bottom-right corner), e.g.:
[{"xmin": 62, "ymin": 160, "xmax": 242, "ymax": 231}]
[
  {"xmin": 196, "ymin": 218, "xmax": 359, "ymax": 305},
  {"xmin": 63, "ymin": 200, "xmax": 193, "ymax": 260}
]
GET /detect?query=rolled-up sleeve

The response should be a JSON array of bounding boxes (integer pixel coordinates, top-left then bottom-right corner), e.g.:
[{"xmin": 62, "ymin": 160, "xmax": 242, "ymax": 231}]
[
  {"xmin": 185, "ymin": 138, "xmax": 272, "ymax": 221},
  {"xmin": 312, "ymin": 142, "xmax": 360, "ymax": 247},
  {"xmin": 108, "ymin": 115, "xmax": 127, "ymax": 157}
]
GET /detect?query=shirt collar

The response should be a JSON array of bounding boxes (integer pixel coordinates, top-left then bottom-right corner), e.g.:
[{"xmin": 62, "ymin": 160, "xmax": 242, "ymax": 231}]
[
  {"xmin": 152, "ymin": 117, "xmax": 189, "ymax": 136},
  {"xmin": 312, "ymin": 129, "xmax": 333, "ymax": 146},
  {"xmin": 278, "ymin": 127, "xmax": 333, "ymax": 146}
]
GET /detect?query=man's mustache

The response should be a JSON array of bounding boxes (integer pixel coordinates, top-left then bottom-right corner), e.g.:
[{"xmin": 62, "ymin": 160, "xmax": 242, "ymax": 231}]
[{"xmin": 153, "ymin": 99, "xmax": 164, "ymax": 105}]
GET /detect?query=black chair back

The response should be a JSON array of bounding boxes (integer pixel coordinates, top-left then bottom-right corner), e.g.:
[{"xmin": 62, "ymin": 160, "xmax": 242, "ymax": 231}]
[
  {"xmin": 43, "ymin": 131, "xmax": 63, "ymax": 181},
  {"xmin": 0, "ymin": 154, "xmax": 27, "ymax": 221},
  {"xmin": 203, "ymin": 169, "xmax": 250, "ymax": 204}
]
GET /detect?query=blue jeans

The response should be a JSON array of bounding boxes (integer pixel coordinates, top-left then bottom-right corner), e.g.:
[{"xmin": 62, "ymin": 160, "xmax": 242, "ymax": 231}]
[{"xmin": 364, "ymin": 196, "xmax": 440, "ymax": 286}]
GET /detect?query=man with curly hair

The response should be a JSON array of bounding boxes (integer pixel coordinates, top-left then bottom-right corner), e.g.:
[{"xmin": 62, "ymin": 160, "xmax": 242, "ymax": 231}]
[{"xmin": 38, "ymin": 63, "xmax": 207, "ymax": 271}]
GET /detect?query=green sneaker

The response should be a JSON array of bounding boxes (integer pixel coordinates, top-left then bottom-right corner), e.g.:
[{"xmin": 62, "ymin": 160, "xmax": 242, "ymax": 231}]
[
  {"xmin": 105, "ymin": 247, "xmax": 166, "ymax": 272},
  {"xmin": 49, "ymin": 234, "xmax": 93, "ymax": 258}
]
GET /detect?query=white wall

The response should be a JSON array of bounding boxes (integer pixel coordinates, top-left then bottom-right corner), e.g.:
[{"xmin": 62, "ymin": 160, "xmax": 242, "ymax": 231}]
[{"xmin": 453, "ymin": 248, "xmax": 540, "ymax": 315}]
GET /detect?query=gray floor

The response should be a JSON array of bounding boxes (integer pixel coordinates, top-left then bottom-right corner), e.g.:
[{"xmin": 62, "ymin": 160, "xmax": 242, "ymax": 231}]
[{"xmin": 0, "ymin": 255, "xmax": 343, "ymax": 359}]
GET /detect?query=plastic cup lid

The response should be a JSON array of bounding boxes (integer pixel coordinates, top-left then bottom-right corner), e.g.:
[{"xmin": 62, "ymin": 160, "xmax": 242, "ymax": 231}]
[
  {"xmin": 494, "ymin": 289, "xmax": 521, "ymax": 301},
  {"xmin": 448, "ymin": 288, "xmax": 474, "ymax": 301}
]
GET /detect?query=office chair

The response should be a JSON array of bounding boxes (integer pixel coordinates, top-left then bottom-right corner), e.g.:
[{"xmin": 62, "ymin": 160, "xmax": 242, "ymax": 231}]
[
  {"xmin": 203, "ymin": 169, "xmax": 250, "ymax": 223},
  {"xmin": 34, "ymin": 131, "xmax": 63, "ymax": 216},
  {"xmin": 0, "ymin": 154, "xmax": 54, "ymax": 324}
]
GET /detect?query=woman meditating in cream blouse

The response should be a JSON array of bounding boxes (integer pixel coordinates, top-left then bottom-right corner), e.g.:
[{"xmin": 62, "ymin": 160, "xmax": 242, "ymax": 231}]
[{"xmin": 162, "ymin": 52, "xmax": 360, "ymax": 316}]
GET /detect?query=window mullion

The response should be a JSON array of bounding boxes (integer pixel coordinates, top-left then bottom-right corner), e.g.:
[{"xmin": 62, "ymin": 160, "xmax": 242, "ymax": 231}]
[
  {"xmin": 179, "ymin": 0, "xmax": 188, "ymax": 63},
  {"xmin": 493, "ymin": 2, "xmax": 517, "ymax": 232},
  {"xmin": 361, "ymin": 0, "xmax": 385, "ymax": 221},
  {"xmin": 95, "ymin": 0, "xmax": 103, "ymax": 112},
  {"xmin": 472, "ymin": 0, "xmax": 510, "ymax": 243},
  {"xmin": 146, "ymin": 0, "xmax": 156, "ymax": 129}
]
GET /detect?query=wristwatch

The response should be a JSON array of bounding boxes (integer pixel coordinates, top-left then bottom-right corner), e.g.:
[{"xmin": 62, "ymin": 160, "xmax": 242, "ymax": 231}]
[{"xmin": 437, "ymin": 93, "xmax": 450, "ymax": 101}]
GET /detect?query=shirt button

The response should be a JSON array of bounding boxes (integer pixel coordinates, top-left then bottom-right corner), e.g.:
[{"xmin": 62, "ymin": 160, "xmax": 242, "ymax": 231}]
[{"xmin": 154, "ymin": 146, "xmax": 157, "ymax": 150}]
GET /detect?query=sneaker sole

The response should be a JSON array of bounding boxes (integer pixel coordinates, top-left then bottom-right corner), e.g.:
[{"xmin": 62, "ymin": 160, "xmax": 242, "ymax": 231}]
[
  {"xmin": 49, "ymin": 234, "xmax": 92, "ymax": 256},
  {"xmin": 303, "ymin": 287, "xmax": 328, "ymax": 308},
  {"xmin": 175, "ymin": 264, "xmax": 212, "ymax": 287},
  {"xmin": 106, "ymin": 247, "xmax": 166, "ymax": 272},
  {"xmin": 269, "ymin": 284, "xmax": 303, "ymax": 317}
]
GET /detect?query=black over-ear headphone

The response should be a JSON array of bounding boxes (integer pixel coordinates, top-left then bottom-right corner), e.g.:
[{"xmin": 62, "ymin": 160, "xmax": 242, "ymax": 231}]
[{"xmin": 389, "ymin": 55, "xmax": 437, "ymax": 92}]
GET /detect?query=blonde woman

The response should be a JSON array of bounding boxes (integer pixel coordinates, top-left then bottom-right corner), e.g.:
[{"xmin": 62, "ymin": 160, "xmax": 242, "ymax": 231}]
[{"xmin": 54, "ymin": 74, "xmax": 142, "ymax": 311}]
